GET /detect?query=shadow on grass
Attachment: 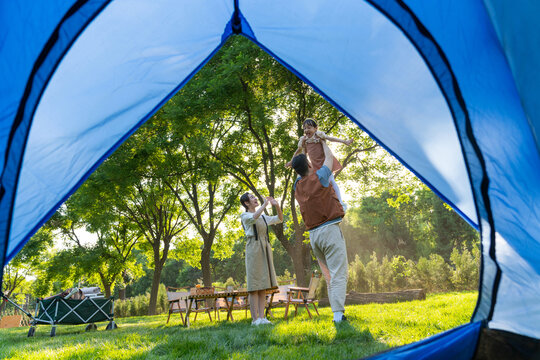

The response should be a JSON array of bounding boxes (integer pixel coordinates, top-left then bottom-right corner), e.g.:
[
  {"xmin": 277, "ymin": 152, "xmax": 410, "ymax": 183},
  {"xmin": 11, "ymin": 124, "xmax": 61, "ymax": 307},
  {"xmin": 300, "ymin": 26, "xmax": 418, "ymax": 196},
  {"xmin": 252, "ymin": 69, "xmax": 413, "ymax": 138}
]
[
  {"xmin": 333, "ymin": 318, "xmax": 378, "ymax": 344},
  {"xmin": 145, "ymin": 314, "xmax": 389, "ymax": 360}
]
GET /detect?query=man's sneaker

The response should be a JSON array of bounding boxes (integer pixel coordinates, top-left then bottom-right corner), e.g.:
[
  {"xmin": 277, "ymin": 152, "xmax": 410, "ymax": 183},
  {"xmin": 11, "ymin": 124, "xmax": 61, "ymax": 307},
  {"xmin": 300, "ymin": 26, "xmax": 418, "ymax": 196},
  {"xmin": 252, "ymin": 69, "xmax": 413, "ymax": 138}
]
[
  {"xmin": 252, "ymin": 318, "xmax": 262, "ymax": 326},
  {"xmin": 260, "ymin": 318, "xmax": 272, "ymax": 325},
  {"xmin": 334, "ymin": 315, "xmax": 348, "ymax": 323}
]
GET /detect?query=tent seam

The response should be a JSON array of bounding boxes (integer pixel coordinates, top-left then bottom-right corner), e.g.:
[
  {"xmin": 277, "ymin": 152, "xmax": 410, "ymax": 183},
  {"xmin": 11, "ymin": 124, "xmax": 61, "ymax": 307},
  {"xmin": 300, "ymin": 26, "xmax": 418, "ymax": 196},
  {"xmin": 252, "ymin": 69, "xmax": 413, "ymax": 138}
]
[{"xmin": 365, "ymin": 0, "xmax": 501, "ymax": 323}]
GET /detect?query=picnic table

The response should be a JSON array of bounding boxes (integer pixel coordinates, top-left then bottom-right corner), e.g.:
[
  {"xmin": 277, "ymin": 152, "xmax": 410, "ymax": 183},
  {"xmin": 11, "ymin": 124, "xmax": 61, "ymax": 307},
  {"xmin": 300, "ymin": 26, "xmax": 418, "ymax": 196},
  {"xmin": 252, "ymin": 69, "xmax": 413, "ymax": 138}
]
[{"xmin": 182, "ymin": 288, "xmax": 279, "ymax": 327}]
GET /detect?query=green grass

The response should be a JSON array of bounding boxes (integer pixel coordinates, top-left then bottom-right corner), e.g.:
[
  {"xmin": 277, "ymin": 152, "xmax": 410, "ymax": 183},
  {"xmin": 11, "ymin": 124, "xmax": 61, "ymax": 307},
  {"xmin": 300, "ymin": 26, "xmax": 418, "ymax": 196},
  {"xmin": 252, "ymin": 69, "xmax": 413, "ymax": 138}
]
[{"xmin": 0, "ymin": 292, "xmax": 477, "ymax": 359}]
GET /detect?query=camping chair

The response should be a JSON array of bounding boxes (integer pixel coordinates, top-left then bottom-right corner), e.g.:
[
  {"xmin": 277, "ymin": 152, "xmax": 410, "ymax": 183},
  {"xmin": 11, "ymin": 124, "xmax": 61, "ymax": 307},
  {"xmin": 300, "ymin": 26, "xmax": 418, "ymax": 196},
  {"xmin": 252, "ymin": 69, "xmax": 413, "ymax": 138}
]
[
  {"xmin": 265, "ymin": 278, "xmax": 296, "ymax": 318},
  {"xmin": 166, "ymin": 286, "xmax": 215, "ymax": 325},
  {"xmin": 166, "ymin": 287, "xmax": 189, "ymax": 325},
  {"xmin": 284, "ymin": 273, "xmax": 322, "ymax": 319}
]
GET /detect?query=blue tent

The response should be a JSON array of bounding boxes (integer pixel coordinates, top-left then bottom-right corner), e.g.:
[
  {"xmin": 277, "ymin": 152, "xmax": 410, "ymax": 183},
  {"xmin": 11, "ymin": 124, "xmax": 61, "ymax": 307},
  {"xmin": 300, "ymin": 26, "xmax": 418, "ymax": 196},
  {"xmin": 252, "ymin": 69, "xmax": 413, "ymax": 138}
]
[{"xmin": 1, "ymin": 0, "xmax": 539, "ymax": 357}]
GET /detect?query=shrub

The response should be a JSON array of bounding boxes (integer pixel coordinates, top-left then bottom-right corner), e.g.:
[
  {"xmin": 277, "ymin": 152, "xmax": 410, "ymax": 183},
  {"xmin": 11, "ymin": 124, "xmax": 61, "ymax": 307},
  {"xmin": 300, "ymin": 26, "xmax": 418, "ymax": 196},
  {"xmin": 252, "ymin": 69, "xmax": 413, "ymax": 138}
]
[
  {"xmin": 416, "ymin": 254, "xmax": 451, "ymax": 292},
  {"xmin": 344, "ymin": 245, "xmax": 477, "ymax": 294},
  {"xmin": 156, "ymin": 283, "xmax": 168, "ymax": 315},
  {"xmin": 450, "ymin": 245, "xmax": 479, "ymax": 291},
  {"xmin": 379, "ymin": 255, "xmax": 394, "ymax": 291},
  {"xmin": 277, "ymin": 269, "xmax": 294, "ymax": 284},
  {"xmin": 224, "ymin": 277, "xmax": 238, "ymax": 288},
  {"xmin": 347, "ymin": 255, "xmax": 369, "ymax": 293},
  {"xmin": 365, "ymin": 252, "xmax": 380, "ymax": 292},
  {"xmin": 390, "ymin": 255, "xmax": 410, "ymax": 290}
]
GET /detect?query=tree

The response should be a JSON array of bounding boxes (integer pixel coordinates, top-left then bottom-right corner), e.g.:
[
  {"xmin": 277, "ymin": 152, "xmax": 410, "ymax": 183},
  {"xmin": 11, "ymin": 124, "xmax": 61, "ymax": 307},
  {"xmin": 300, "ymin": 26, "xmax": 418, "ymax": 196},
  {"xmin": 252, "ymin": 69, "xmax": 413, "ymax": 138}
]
[
  {"xmin": 157, "ymin": 103, "xmax": 243, "ymax": 286},
  {"xmin": 67, "ymin": 117, "xmax": 196, "ymax": 315},
  {"xmin": 168, "ymin": 36, "xmax": 379, "ymax": 286},
  {"xmin": 1, "ymin": 227, "xmax": 53, "ymax": 311}
]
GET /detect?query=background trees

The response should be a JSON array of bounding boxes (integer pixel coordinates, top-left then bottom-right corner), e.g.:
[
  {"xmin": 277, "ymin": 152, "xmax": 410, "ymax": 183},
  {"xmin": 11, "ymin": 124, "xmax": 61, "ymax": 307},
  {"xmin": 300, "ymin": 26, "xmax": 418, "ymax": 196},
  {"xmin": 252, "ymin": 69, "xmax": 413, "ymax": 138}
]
[{"xmin": 5, "ymin": 37, "xmax": 479, "ymax": 306}]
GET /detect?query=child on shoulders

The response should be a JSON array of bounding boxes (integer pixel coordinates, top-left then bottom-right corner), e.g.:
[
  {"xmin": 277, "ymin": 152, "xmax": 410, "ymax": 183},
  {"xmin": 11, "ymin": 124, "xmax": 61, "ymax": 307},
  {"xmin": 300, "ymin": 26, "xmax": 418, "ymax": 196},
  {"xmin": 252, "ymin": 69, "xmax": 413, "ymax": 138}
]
[{"xmin": 286, "ymin": 118, "xmax": 353, "ymax": 210}]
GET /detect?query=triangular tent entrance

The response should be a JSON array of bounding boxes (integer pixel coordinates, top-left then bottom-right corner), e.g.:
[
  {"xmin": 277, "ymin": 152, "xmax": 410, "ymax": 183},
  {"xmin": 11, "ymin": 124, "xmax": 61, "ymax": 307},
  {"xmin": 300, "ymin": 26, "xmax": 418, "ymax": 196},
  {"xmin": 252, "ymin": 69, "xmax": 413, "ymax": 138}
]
[{"xmin": 1, "ymin": 1, "xmax": 539, "ymax": 357}]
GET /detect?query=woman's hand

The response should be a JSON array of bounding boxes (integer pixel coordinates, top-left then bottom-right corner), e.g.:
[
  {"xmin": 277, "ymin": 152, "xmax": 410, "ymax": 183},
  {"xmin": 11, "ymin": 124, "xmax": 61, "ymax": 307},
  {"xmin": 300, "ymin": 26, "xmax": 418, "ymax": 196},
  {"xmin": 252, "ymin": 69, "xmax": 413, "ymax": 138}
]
[{"xmin": 268, "ymin": 196, "xmax": 284, "ymax": 221}]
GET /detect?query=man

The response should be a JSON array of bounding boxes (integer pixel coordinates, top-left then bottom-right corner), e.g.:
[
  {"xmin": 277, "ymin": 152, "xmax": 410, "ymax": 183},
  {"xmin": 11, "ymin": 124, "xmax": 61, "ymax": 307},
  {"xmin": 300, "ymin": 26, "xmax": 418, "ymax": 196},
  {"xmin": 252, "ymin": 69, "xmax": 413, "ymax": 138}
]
[{"xmin": 291, "ymin": 139, "xmax": 348, "ymax": 322}]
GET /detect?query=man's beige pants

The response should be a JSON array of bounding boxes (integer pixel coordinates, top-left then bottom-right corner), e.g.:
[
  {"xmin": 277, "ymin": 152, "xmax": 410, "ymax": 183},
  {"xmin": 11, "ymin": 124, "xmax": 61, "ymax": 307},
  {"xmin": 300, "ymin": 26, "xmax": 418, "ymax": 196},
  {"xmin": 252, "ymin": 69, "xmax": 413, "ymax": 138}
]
[{"xmin": 309, "ymin": 223, "xmax": 348, "ymax": 313}]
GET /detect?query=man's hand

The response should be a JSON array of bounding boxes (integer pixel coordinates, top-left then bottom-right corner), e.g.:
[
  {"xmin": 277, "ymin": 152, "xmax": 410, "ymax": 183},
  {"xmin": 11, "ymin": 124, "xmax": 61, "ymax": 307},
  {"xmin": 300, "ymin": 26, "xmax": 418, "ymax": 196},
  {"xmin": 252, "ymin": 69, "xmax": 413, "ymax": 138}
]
[{"xmin": 315, "ymin": 130, "xmax": 327, "ymax": 140}]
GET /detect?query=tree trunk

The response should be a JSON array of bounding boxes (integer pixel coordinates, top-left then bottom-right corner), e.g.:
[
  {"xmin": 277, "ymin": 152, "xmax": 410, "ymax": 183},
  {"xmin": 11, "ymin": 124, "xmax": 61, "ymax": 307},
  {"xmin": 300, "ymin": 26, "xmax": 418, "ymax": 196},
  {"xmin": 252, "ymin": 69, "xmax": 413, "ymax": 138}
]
[
  {"xmin": 103, "ymin": 282, "xmax": 112, "ymax": 298},
  {"xmin": 200, "ymin": 243, "xmax": 212, "ymax": 287},
  {"xmin": 274, "ymin": 220, "xmax": 311, "ymax": 287},
  {"xmin": 118, "ymin": 288, "xmax": 126, "ymax": 300},
  {"xmin": 98, "ymin": 272, "xmax": 112, "ymax": 298},
  {"xmin": 148, "ymin": 262, "xmax": 164, "ymax": 315},
  {"xmin": 290, "ymin": 245, "xmax": 310, "ymax": 286}
]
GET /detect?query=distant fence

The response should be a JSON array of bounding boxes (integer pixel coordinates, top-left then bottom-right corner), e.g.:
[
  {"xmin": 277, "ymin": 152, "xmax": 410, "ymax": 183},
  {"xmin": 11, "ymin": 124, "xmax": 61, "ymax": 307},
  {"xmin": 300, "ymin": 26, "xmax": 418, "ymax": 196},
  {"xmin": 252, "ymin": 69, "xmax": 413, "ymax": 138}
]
[{"xmin": 1, "ymin": 293, "xmax": 35, "ymax": 326}]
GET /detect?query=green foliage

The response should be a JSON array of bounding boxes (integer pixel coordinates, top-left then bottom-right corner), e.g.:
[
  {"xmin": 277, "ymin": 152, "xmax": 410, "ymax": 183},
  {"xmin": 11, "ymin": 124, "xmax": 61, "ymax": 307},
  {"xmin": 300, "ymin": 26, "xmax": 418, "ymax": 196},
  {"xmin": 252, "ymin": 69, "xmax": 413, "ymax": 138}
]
[
  {"xmin": 346, "ymin": 246, "xmax": 477, "ymax": 294},
  {"xmin": 449, "ymin": 245, "xmax": 480, "ymax": 291},
  {"xmin": 115, "ymin": 284, "xmax": 168, "ymax": 318},
  {"xmin": 2, "ymin": 227, "xmax": 54, "ymax": 301},
  {"xmin": 347, "ymin": 255, "xmax": 369, "ymax": 293},
  {"xmin": 277, "ymin": 269, "xmax": 294, "ymax": 284},
  {"xmin": 25, "ymin": 35, "xmax": 481, "ymax": 316},
  {"xmin": 365, "ymin": 252, "xmax": 381, "ymax": 292},
  {"xmin": 342, "ymin": 184, "xmax": 479, "ymax": 262},
  {"xmin": 390, "ymin": 255, "xmax": 410, "ymax": 290},
  {"xmin": 415, "ymin": 254, "xmax": 451, "ymax": 293}
]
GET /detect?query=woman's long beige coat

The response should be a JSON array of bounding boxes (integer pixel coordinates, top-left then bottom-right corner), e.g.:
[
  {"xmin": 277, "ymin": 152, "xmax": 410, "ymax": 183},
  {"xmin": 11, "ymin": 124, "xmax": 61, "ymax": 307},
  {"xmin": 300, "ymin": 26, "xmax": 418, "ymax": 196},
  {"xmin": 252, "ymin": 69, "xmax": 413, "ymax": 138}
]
[{"xmin": 241, "ymin": 212, "xmax": 281, "ymax": 292}]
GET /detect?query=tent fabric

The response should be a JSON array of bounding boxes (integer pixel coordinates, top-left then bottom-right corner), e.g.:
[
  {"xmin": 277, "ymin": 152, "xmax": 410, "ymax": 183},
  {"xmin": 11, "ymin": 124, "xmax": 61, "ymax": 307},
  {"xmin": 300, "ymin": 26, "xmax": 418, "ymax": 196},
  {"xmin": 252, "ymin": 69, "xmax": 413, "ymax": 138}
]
[
  {"xmin": 483, "ymin": 0, "xmax": 540, "ymax": 154},
  {"xmin": 8, "ymin": 0, "xmax": 232, "ymax": 260},
  {"xmin": 1, "ymin": 0, "xmax": 539, "ymax": 355},
  {"xmin": 366, "ymin": 321, "xmax": 482, "ymax": 360}
]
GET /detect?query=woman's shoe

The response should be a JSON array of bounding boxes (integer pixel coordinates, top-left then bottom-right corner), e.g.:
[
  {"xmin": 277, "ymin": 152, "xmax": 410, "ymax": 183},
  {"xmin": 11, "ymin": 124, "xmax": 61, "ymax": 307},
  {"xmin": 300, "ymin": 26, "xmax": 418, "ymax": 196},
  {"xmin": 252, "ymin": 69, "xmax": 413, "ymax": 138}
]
[
  {"xmin": 252, "ymin": 318, "xmax": 262, "ymax": 326},
  {"xmin": 259, "ymin": 318, "xmax": 272, "ymax": 325}
]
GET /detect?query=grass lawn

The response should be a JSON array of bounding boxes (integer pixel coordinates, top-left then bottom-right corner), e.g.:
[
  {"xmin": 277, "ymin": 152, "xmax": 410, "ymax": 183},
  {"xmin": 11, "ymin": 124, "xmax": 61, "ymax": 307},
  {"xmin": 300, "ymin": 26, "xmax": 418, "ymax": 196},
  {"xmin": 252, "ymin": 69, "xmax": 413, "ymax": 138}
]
[{"xmin": 0, "ymin": 292, "xmax": 477, "ymax": 359}]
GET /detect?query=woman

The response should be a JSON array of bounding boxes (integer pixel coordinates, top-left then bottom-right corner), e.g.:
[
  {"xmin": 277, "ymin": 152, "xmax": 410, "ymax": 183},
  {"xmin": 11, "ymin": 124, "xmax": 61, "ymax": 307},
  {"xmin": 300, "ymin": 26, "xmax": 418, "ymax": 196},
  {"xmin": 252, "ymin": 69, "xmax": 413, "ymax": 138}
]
[{"xmin": 240, "ymin": 192, "xmax": 283, "ymax": 325}]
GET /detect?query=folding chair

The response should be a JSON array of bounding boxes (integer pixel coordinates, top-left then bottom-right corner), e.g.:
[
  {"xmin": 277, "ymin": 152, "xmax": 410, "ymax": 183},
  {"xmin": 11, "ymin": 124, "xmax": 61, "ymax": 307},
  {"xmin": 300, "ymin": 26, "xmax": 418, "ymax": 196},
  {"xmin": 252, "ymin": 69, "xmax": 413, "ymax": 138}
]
[
  {"xmin": 265, "ymin": 283, "xmax": 293, "ymax": 318},
  {"xmin": 166, "ymin": 287, "xmax": 189, "ymax": 325},
  {"xmin": 284, "ymin": 273, "xmax": 322, "ymax": 319}
]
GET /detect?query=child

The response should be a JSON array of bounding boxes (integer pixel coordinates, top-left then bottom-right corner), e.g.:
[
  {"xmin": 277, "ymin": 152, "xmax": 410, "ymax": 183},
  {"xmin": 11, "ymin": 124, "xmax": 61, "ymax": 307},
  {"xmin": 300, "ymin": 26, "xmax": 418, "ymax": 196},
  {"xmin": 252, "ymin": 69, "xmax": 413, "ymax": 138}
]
[{"xmin": 286, "ymin": 118, "xmax": 353, "ymax": 210}]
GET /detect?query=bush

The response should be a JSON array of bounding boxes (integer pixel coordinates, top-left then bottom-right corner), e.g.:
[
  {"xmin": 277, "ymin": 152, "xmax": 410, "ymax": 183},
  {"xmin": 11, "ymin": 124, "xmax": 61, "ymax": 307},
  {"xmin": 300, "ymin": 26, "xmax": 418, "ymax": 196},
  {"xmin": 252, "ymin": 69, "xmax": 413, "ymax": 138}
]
[
  {"xmin": 416, "ymin": 254, "xmax": 451, "ymax": 292},
  {"xmin": 114, "ymin": 284, "xmax": 170, "ymax": 318},
  {"xmin": 157, "ymin": 284, "xmax": 168, "ymax": 314},
  {"xmin": 342, "ymin": 245, "xmax": 477, "ymax": 295},
  {"xmin": 390, "ymin": 255, "xmax": 411, "ymax": 290},
  {"xmin": 347, "ymin": 255, "xmax": 369, "ymax": 293},
  {"xmin": 365, "ymin": 252, "xmax": 381, "ymax": 292},
  {"xmin": 450, "ymin": 245, "xmax": 479, "ymax": 291},
  {"xmin": 378, "ymin": 256, "xmax": 394, "ymax": 291},
  {"xmin": 277, "ymin": 269, "xmax": 294, "ymax": 285}
]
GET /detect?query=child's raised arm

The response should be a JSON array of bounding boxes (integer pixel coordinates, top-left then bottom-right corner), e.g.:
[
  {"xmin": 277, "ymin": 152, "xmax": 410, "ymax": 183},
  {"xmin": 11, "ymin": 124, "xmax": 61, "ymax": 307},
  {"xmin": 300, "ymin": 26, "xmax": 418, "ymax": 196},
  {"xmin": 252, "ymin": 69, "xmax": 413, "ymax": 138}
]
[
  {"xmin": 316, "ymin": 131, "xmax": 353, "ymax": 146},
  {"xmin": 286, "ymin": 136, "xmax": 306, "ymax": 168}
]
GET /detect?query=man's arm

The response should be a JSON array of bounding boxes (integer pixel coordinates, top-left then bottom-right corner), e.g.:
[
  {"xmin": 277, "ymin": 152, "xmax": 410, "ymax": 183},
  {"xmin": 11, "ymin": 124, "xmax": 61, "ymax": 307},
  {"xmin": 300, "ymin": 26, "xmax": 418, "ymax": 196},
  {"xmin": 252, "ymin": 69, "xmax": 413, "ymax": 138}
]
[
  {"xmin": 321, "ymin": 139, "xmax": 334, "ymax": 170},
  {"xmin": 286, "ymin": 136, "xmax": 306, "ymax": 168}
]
